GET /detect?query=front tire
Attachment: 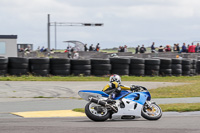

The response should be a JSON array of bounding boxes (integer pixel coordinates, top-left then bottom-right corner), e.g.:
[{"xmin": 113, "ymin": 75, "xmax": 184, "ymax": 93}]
[
  {"xmin": 85, "ymin": 102, "xmax": 111, "ymax": 122},
  {"xmin": 141, "ymin": 103, "xmax": 162, "ymax": 120}
]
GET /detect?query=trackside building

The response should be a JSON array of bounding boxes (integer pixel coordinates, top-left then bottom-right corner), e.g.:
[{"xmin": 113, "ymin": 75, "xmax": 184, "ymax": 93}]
[{"xmin": 0, "ymin": 35, "xmax": 17, "ymax": 57}]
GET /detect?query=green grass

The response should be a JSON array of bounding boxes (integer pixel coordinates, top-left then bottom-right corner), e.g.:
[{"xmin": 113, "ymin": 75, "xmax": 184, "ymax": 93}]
[
  {"xmin": 159, "ymin": 103, "xmax": 200, "ymax": 112},
  {"xmin": 73, "ymin": 103, "xmax": 200, "ymax": 113},
  {"xmin": 1, "ymin": 75, "xmax": 200, "ymax": 82},
  {"xmin": 150, "ymin": 82, "xmax": 200, "ymax": 98}
]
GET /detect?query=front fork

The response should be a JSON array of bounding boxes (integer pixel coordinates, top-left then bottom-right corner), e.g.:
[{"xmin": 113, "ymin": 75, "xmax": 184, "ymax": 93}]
[{"xmin": 145, "ymin": 101, "xmax": 155, "ymax": 110}]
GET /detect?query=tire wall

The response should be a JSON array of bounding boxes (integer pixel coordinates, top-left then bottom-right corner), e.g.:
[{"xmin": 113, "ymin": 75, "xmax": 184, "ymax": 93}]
[
  {"xmin": 0, "ymin": 57, "xmax": 199, "ymax": 77},
  {"xmin": 129, "ymin": 58, "xmax": 145, "ymax": 76}
]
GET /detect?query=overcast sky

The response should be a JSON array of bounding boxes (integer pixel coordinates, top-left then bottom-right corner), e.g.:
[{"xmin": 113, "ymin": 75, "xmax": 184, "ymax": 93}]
[{"xmin": 1, "ymin": 0, "xmax": 200, "ymax": 49}]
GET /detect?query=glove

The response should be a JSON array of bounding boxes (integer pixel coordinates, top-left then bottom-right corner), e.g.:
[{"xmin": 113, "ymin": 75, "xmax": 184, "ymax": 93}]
[
  {"xmin": 111, "ymin": 81, "xmax": 119, "ymax": 88},
  {"xmin": 131, "ymin": 86, "xmax": 140, "ymax": 91}
]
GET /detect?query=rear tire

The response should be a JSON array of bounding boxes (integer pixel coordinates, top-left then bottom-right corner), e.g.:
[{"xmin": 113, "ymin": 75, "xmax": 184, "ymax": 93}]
[
  {"xmin": 85, "ymin": 102, "xmax": 111, "ymax": 122},
  {"xmin": 141, "ymin": 103, "xmax": 162, "ymax": 120}
]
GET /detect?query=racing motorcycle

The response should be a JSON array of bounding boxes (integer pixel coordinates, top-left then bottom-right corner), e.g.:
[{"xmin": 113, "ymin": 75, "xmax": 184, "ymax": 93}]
[{"xmin": 78, "ymin": 85, "xmax": 162, "ymax": 121}]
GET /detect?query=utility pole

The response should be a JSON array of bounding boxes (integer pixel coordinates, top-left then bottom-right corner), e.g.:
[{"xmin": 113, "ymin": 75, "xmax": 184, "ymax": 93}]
[
  {"xmin": 47, "ymin": 14, "xmax": 103, "ymax": 50},
  {"xmin": 47, "ymin": 14, "xmax": 50, "ymax": 51}
]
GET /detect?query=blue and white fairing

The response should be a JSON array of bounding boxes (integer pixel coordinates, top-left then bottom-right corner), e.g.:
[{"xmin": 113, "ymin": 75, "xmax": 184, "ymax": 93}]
[{"xmin": 78, "ymin": 89, "xmax": 151, "ymax": 119}]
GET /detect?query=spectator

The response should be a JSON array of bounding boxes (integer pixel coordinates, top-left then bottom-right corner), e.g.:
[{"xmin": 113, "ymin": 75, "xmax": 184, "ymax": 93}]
[
  {"xmin": 151, "ymin": 42, "xmax": 156, "ymax": 53},
  {"xmin": 84, "ymin": 44, "xmax": 88, "ymax": 51},
  {"xmin": 40, "ymin": 46, "xmax": 44, "ymax": 52},
  {"xmin": 177, "ymin": 43, "xmax": 180, "ymax": 52},
  {"xmin": 165, "ymin": 45, "xmax": 171, "ymax": 52},
  {"xmin": 89, "ymin": 44, "xmax": 93, "ymax": 51},
  {"xmin": 124, "ymin": 45, "xmax": 128, "ymax": 52},
  {"xmin": 188, "ymin": 43, "xmax": 196, "ymax": 53},
  {"xmin": 96, "ymin": 43, "xmax": 100, "ymax": 52},
  {"xmin": 140, "ymin": 45, "xmax": 146, "ymax": 53},
  {"xmin": 195, "ymin": 43, "xmax": 200, "ymax": 53},
  {"xmin": 187, "ymin": 44, "xmax": 190, "ymax": 53},
  {"xmin": 135, "ymin": 45, "xmax": 140, "ymax": 54},
  {"xmin": 181, "ymin": 43, "xmax": 187, "ymax": 53},
  {"xmin": 173, "ymin": 44, "xmax": 178, "ymax": 51},
  {"xmin": 19, "ymin": 48, "xmax": 24, "ymax": 52},
  {"xmin": 158, "ymin": 45, "xmax": 164, "ymax": 52}
]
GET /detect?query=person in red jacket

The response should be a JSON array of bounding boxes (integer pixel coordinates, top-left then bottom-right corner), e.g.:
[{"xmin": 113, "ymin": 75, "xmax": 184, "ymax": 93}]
[{"xmin": 188, "ymin": 43, "xmax": 196, "ymax": 53}]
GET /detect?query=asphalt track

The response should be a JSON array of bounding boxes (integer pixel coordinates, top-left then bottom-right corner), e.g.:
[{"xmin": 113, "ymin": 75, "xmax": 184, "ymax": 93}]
[{"xmin": 0, "ymin": 116, "xmax": 200, "ymax": 133}]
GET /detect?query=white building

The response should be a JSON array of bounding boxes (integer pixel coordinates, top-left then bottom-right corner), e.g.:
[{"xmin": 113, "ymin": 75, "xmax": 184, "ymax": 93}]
[{"xmin": 0, "ymin": 35, "xmax": 17, "ymax": 57}]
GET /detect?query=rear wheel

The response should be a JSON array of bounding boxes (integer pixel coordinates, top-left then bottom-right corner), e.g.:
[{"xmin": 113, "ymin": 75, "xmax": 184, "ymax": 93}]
[
  {"xmin": 85, "ymin": 102, "xmax": 111, "ymax": 122},
  {"xmin": 141, "ymin": 102, "xmax": 162, "ymax": 120}
]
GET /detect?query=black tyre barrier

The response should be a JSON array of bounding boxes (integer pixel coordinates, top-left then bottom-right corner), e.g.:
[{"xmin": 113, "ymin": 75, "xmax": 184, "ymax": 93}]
[
  {"xmin": 50, "ymin": 64, "xmax": 70, "ymax": 70},
  {"xmin": 8, "ymin": 57, "xmax": 29, "ymax": 76},
  {"xmin": 71, "ymin": 59, "xmax": 90, "ymax": 65},
  {"xmin": 130, "ymin": 58, "xmax": 145, "ymax": 64},
  {"xmin": 0, "ymin": 64, "xmax": 7, "ymax": 69},
  {"xmin": 145, "ymin": 59, "xmax": 160, "ymax": 76},
  {"xmin": 50, "ymin": 58, "xmax": 70, "ymax": 76},
  {"xmin": 8, "ymin": 57, "xmax": 28, "ymax": 63},
  {"xmin": 71, "ymin": 60, "xmax": 91, "ymax": 76},
  {"xmin": 172, "ymin": 69, "xmax": 182, "ymax": 74},
  {"xmin": 91, "ymin": 70, "xmax": 110, "ymax": 75},
  {"xmin": 51, "ymin": 70, "xmax": 70, "ymax": 76},
  {"xmin": 110, "ymin": 58, "xmax": 130, "ymax": 64},
  {"xmin": 130, "ymin": 64, "xmax": 145, "ymax": 69},
  {"xmin": 182, "ymin": 59, "xmax": 192, "ymax": 65},
  {"xmin": 112, "ymin": 64, "xmax": 129, "ymax": 69},
  {"xmin": 182, "ymin": 59, "xmax": 191, "ymax": 76},
  {"xmin": 110, "ymin": 58, "xmax": 130, "ymax": 75},
  {"xmin": 190, "ymin": 59, "xmax": 197, "ymax": 75},
  {"xmin": 111, "ymin": 69, "xmax": 129, "ymax": 75},
  {"xmin": 50, "ymin": 58, "xmax": 70, "ymax": 64},
  {"xmin": 8, "ymin": 63, "xmax": 29, "ymax": 69},
  {"xmin": 160, "ymin": 64, "xmax": 171, "ymax": 69},
  {"xmin": 92, "ymin": 64, "xmax": 111, "ymax": 70},
  {"xmin": 145, "ymin": 59, "xmax": 160, "ymax": 65},
  {"xmin": 172, "ymin": 59, "xmax": 182, "ymax": 64},
  {"xmin": 171, "ymin": 64, "xmax": 182, "ymax": 69},
  {"xmin": 31, "ymin": 70, "xmax": 49, "ymax": 76},
  {"xmin": 2, "ymin": 57, "xmax": 200, "ymax": 77},
  {"xmin": 160, "ymin": 59, "xmax": 171, "ymax": 64},
  {"xmin": 0, "ymin": 70, "xmax": 7, "ymax": 75},
  {"xmin": 0, "ymin": 58, "xmax": 8, "ymax": 64},
  {"xmin": 72, "ymin": 65, "xmax": 91, "ymax": 70},
  {"xmin": 31, "ymin": 64, "xmax": 50, "ymax": 70},
  {"xmin": 8, "ymin": 69, "xmax": 29, "ymax": 76},
  {"xmin": 129, "ymin": 58, "xmax": 145, "ymax": 76},
  {"xmin": 91, "ymin": 59, "xmax": 110, "ymax": 64},
  {"xmin": 29, "ymin": 58, "xmax": 49, "ymax": 64},
  {"xmin": 71, "ymin": 70, "xmax": 91, "ymax": 76},
  {"xmin": 129, "ymin": 70, "xmax": 145, "ymax": 76},
  {"xmin": 30, "ymin": 58, "xmax": 50, "ymax": 76},
  {"xmin": 145, "ymin": 70, "xmax": 159, "ymax": 76},
  {"xmin": 91, "ymin": 59, "xmax": 111, "ymax": 76},
  {"xmin": 159, "ymin": 59, "xmax": 172, "ymax": 76},
  {"xmin": 0, "ymin": 58, "xmax": 8, "ymax": 76},
  {"xmin": 145, "ymin": 65, "xmax": 160, "ymax": 70}
]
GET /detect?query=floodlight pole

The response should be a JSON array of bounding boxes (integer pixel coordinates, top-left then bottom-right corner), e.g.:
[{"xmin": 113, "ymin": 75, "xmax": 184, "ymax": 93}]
[
  {"xmin": 47, "ymin": 14, "xmax": 50, "ymax": 51},
  {"xmin": 47, "ymin": 14, "xmax": 103, "ymax": 51}
]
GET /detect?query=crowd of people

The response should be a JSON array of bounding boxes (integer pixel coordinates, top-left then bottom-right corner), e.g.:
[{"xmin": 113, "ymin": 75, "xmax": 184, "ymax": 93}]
[
  {"xmin": 118, "ymin": 45, "xmax": 128, "ymax": 52},
  {"xmin": 84, "ymin": 43, "xmax": 100, "ymax": 52},
  {"xmin": 135, "ymin": 42, "xmax": 200, "ymax": 54}
]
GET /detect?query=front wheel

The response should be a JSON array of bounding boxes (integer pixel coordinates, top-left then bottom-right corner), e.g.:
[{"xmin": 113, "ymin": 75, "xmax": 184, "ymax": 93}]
[
  {"xmin": 85, "ymin": 102, "xmax": 111, "ymax": 122},
  {"xmin": 141, "ymin": 102, "xmax": 162, "ymax": 120}
]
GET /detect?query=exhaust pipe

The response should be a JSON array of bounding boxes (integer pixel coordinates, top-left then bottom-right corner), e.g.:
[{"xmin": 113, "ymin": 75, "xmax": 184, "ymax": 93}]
[{"xmin": 89, "ymin": 97, "xmax": 118, "ymax": 113}]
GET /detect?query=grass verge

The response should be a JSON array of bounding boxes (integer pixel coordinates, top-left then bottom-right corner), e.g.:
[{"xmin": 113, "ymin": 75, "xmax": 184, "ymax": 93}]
[
  {"xmin": 1, "ymin": 75, "xmax": 200, "ymax": 82},
  {"xmin": 150, "ymin": 82, "xmax": 200, "ymax": 98},
  {"xmin": 73, "ymin": 103, "xmax": 200, "ymax": 113}
]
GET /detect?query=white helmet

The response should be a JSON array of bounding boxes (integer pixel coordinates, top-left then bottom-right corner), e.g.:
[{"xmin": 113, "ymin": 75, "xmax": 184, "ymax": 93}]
[{"xmin": 110, "ymin": 74, "xmax": 121, "ymax": 84}]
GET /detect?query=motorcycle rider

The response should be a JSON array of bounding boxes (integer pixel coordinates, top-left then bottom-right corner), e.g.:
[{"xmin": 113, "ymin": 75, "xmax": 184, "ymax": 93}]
[{"xmin": 102, "ymin": 74, "xmax": 135, "ymax": 100}]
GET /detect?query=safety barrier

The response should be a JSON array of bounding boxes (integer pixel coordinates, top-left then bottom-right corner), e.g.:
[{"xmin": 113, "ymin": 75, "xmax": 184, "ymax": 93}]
[{"xmin": 0, "ymin": 57, "xmax": 200, "ymax": 76}]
